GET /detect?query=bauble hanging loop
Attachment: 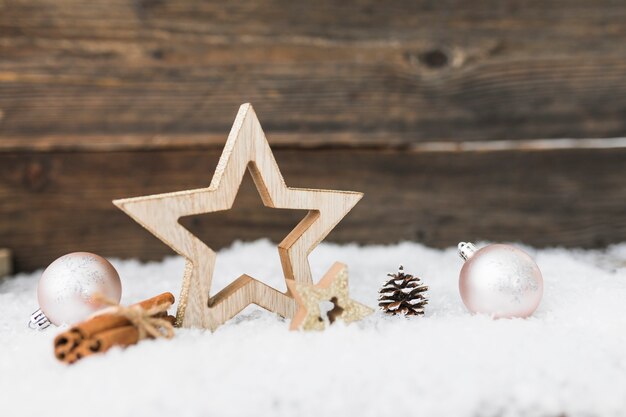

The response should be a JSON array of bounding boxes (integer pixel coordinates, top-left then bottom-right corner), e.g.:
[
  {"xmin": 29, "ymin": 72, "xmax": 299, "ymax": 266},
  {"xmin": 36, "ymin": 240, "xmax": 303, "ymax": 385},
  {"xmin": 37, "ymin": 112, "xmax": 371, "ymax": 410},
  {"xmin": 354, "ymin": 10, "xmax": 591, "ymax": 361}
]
[{"xmin": 457, "ymin": 242, "xmax": 543, "ymax": 318}]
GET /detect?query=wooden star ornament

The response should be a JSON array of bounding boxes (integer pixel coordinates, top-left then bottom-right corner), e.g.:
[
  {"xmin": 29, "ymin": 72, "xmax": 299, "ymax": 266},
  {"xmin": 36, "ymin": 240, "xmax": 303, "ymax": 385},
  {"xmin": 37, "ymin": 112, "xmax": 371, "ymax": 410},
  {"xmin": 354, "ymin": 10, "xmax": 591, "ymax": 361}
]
[
  {"xmin": 113, "ymin": 104, "xmax": 363, "ymax": 330},
  {"xmin": 287, "ymin": 262, "xmax": 373, "ymax": 331}
]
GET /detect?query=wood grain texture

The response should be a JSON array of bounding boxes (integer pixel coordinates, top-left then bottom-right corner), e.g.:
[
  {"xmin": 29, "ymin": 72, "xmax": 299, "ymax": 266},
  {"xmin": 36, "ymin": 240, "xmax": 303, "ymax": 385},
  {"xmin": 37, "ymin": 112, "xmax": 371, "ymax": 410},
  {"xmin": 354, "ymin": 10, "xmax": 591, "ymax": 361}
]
[
  {"xmin": 2, "ymin": 0, "xmax": 626, "ymax": 144},
  {"xmin": 113, "ymin": 104, "xmax": 362, "ymax": 329},
  {"xmin": 0, "ymin": 249, "xmax": 12, "ymax": 278},
  {"xmin": 1, "ymin": 145, "xmax": 625, "ymax": 273}
]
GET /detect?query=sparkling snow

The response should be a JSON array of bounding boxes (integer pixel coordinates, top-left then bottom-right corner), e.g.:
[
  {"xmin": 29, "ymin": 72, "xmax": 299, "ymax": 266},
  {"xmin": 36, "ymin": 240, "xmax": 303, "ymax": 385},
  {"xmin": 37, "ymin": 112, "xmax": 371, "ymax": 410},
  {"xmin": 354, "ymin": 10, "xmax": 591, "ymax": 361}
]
[{"xmin": 1, "ymin": 240, "xmax": 626, "ymax": 417}]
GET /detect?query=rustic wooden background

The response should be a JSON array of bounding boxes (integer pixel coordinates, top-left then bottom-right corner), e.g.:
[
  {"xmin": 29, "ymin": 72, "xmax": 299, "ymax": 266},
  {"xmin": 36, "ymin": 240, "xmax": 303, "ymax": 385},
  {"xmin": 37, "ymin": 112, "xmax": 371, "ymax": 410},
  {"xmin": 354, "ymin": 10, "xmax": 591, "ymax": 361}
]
[{"xmin": 1, "ymin": 0, "xmax": 626, "ymax": 272}]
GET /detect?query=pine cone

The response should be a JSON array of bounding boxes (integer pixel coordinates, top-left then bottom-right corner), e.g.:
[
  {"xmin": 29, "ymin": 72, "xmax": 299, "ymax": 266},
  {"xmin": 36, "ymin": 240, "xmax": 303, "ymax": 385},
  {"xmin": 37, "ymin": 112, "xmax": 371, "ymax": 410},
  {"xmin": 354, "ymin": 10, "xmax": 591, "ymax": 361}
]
[{"xmin": 378, "ymin": 266, "xmax": 428, "ymax": 316}]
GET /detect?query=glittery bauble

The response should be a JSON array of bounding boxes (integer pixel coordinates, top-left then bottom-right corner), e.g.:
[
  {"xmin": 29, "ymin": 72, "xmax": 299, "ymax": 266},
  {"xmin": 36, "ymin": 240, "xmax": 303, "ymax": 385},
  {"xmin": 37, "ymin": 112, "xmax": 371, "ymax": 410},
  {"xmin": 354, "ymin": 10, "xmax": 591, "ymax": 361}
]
[
  {"xmin": 37, "ymin": 252, "xmax": 122, "ymax": 325},
  {"xmin": 458, "ymin": 243, "xmax": 543, "ymax": 318}
]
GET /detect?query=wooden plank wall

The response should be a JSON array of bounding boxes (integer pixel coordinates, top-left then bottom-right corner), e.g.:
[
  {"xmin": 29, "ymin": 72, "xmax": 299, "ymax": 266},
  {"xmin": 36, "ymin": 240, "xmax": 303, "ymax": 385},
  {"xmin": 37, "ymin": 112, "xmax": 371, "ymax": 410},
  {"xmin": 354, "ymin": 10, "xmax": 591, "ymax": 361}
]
[{"xmin": 1, "ymin": 1, "xmax": 626, "ymax": 272}]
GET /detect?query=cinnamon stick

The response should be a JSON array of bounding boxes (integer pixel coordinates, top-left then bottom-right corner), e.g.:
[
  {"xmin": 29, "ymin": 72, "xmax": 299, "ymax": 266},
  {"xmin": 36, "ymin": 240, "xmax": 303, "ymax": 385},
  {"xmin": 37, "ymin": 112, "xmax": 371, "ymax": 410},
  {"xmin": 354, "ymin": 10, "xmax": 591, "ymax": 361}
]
[
  {"xmin": 61, "ymin": 315, "xmax": 176, "ymax": 363},
  {"xmin": 63, "ymin": 350, "xmax": 80, "ymax": 365},
  {"xmin": 55, "ymin": 293, "xmax": 173, "ymax": 343},
  {"xmin": 82, "ymin": 315, "xmax": 176, "ymax": 354},
  {"xmin": 53, "ymin": 331, "xmax": 82, "ymax": 361},
  {"xmin": 90, "ymin": 325, "xmax": 140, "ymax": 352},
  {"xmin": 54, "ymin": 293, "xmax": 174, "ymax": 362}
]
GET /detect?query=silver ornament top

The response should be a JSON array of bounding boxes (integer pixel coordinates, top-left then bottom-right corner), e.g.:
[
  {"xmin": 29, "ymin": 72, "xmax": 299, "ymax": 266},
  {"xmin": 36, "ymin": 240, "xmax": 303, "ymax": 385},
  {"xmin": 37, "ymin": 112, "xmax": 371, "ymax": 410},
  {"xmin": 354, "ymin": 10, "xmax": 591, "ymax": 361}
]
[
  {"xmin": 28, "ymin": 308, "xmax": 51, "ymax": 330},
  {"xmin": 458, "ymin": 242, "xmax": 478, "ymax": 261}
]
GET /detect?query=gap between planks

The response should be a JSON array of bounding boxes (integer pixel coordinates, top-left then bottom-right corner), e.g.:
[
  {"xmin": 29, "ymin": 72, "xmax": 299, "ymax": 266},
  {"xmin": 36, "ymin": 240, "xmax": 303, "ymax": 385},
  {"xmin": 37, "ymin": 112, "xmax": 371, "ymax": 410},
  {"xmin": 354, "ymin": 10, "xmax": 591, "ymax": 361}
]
[{"xmin": 1, "ymin": 136, "xmax": 626, "ymax": 154}]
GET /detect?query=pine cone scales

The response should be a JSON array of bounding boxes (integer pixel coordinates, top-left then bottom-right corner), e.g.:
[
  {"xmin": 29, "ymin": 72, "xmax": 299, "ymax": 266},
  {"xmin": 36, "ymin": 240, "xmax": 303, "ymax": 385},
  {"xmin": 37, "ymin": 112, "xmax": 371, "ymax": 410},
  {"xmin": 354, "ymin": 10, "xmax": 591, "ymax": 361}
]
[{"xmin": 378, "ymin": 266, "xmax": 428, "ymax": 316}]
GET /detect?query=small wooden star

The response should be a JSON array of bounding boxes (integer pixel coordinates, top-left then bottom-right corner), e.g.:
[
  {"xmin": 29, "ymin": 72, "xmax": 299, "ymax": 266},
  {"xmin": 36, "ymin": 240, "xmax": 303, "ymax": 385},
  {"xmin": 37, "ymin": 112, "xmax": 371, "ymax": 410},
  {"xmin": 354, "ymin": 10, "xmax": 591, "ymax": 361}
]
[{"xmin": 287, "ymin": 262, "xmax": 373, "ymax": 331}]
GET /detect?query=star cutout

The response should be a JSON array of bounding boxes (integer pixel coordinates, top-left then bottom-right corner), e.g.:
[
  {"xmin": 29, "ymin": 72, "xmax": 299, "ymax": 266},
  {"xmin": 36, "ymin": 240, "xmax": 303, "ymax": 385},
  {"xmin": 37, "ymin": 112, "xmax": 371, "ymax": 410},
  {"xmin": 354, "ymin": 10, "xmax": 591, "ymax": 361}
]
[
  {"xmin": 113, "ymin": 104, "xmax": 363, "ymax": 330},
  {"xmin": 287, "ymin": 262, "xmax": 373, "ymax": 331}
]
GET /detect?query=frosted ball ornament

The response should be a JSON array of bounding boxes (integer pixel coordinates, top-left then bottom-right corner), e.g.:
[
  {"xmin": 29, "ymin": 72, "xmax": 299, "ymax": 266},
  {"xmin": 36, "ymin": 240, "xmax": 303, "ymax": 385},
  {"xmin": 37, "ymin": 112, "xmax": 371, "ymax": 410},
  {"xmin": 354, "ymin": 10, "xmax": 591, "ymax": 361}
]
[
  {"xmin": 28, "ymin": 252, "xmax": 122, "ymax": 329},
  {"xmin": 457, "ymin": 242, "xmax": 543, "ymax": 318}
]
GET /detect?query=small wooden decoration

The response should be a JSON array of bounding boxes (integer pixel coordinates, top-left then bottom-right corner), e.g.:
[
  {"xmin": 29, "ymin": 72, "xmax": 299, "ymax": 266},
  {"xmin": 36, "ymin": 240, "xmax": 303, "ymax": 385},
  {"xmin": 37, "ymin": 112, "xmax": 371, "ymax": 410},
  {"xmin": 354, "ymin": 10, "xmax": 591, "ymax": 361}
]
[
  {"xmin": 114, "ymin": 104, "xmax": 363, "ymax": 330},
  {"xmin": 287, "ymin": 262, "xmax": 373, "ymax": 331},
  {"xmin": 0, "ymin": 248, "xmax": 12, "ymax": 279}
]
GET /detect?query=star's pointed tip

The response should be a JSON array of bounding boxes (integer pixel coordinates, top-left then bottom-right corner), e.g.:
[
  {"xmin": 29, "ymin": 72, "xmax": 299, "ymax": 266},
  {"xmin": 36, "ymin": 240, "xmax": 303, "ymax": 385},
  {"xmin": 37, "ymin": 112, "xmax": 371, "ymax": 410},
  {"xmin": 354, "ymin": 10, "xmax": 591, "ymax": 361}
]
[
  {"xmin": 234, "ymin": 103, "xmax": 257, "ymax": 125},
  {"xmin": 332, "ymin": 261, "xmax": 348, "ymax": 270},
  {"xmin": 111, "ymin": 198, "xmax": 125, "ymax": 209},
  {"xmin": 112, "ymin": 197, "xmax": 135, "ymax": 210},
  {"xmin": 344, "ymin": 191, "xmax": 364, "ymax": 208},
  {"xmin": 111, "ymin": 197, "xmax": 144, "ymax": 217}
]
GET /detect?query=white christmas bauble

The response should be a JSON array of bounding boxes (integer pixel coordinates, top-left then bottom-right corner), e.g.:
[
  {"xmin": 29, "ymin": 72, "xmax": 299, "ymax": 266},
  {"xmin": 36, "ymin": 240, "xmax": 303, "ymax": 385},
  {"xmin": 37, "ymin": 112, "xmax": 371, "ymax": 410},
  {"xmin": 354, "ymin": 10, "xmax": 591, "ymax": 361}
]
[
  {"xmin": 37, "ymin": 252, "xmax": 122, "ymax": 325},
  {"xmin": 458, "ymin": 242, "xmax": 543, "ymax": 318}
]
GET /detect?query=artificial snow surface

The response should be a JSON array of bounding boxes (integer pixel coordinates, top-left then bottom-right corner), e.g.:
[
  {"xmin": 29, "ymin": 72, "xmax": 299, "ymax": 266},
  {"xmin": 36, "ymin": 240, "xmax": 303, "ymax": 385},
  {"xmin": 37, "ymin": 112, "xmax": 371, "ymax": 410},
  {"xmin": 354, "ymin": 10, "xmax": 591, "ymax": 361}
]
[{"xmin": 2, "ymin": 240, "xmax": 626, "ymax": 417}]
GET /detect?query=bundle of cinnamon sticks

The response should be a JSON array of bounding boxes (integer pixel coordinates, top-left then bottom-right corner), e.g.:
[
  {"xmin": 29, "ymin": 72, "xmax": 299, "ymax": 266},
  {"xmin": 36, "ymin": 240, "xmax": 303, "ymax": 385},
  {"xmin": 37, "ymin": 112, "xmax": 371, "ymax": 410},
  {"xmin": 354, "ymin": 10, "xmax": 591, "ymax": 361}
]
[{"xmin": 54, "ymin": 292, "xmax": 176, "ymax": 364}]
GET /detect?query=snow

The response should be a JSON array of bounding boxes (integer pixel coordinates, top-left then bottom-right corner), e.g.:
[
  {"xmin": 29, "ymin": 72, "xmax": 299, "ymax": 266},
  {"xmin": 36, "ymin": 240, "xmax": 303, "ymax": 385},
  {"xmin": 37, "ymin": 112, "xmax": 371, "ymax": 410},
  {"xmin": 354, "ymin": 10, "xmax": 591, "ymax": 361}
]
[{"xmin": 2, "ymin": 240, "xmax": 626, "ymax": 417}]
